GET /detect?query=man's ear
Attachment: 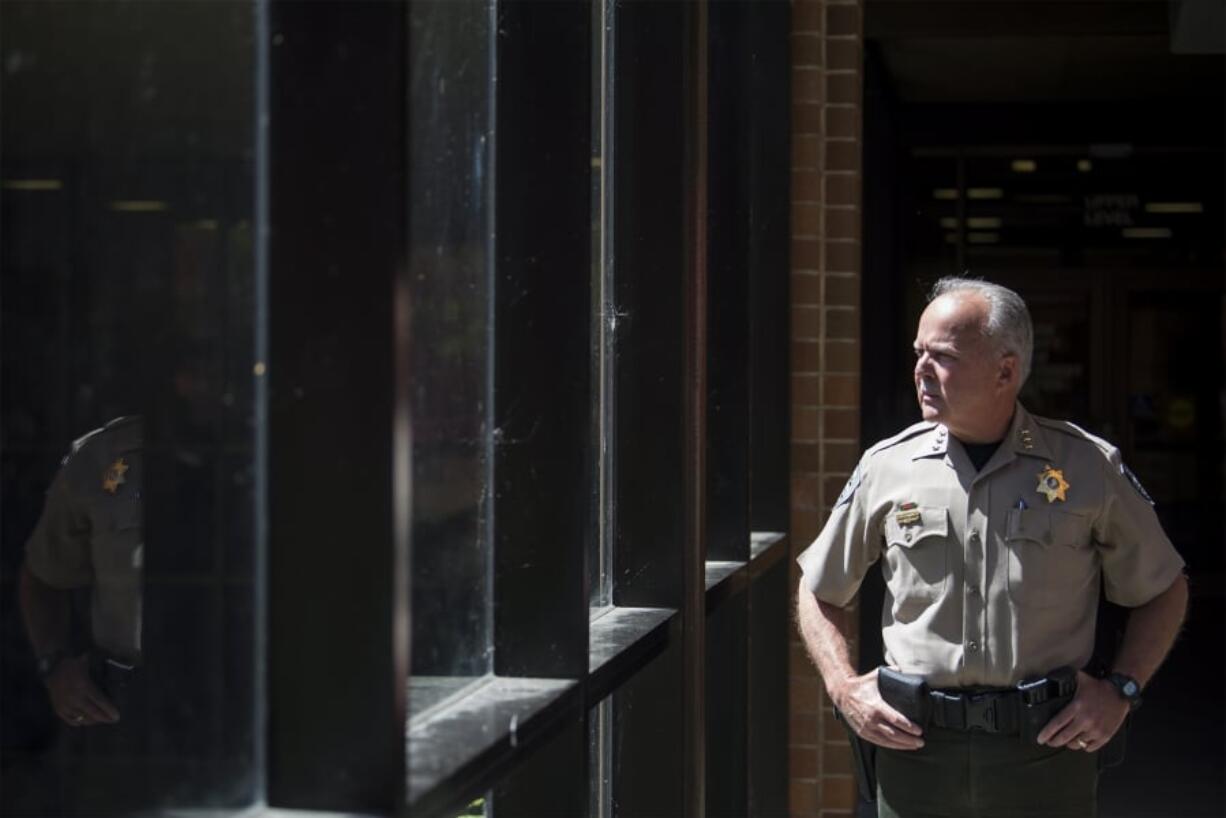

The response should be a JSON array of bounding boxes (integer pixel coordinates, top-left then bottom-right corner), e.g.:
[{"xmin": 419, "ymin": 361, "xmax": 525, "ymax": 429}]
[{"xmin": 997, "ymin": 353, "xmax": 1019, "ymax": 389}]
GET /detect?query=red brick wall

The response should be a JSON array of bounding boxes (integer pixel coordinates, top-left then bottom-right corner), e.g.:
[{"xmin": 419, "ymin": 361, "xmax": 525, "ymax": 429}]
[{"xmin": 788, "ymin": 0, "xmax": 863, "ymax": 815}]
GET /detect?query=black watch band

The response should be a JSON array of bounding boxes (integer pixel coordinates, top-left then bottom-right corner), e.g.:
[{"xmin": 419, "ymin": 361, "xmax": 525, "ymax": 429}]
[{"xmin": 1107, "ymin": 672, "xmax": 1143, "ymax": 711}]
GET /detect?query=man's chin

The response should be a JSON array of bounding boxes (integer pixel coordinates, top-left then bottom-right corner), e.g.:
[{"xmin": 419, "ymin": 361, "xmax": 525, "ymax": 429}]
[{"xmin": 918, "ymin": 402, "xmax": 942, "ymax": 422}]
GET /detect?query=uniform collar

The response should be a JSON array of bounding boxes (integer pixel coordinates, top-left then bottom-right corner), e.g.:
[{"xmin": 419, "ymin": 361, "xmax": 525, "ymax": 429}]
[
  {"xmin": 909, "ymin": 403, "xmax": 1052, "ymax": 466},
  {"xmin": 1008, "ymin": 403, "xmax": 1052, "ymax": 462},
  {"xmin": 911, "ymin": 424, "xmax": 951, "ymax": 461}
]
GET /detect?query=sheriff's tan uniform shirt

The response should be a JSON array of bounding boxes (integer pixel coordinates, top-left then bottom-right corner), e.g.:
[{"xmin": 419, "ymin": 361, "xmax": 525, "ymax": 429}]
[
  {"xmin": 797, "ymin": 404, "xmax": 1184, "ymax": 688},
  {"xmin": 25, "ymin": 417, "xmax": 143, "ymax": 662}
]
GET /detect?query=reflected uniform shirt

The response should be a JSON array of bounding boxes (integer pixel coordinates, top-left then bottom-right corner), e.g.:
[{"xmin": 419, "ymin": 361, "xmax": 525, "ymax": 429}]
[
  {"xmin": 25, "ymin": 416, "xmax": 143, "ymax": 663},
  {"xmin": 796, "ymin": 403, "xmax": 1184, "ymax": 688}
]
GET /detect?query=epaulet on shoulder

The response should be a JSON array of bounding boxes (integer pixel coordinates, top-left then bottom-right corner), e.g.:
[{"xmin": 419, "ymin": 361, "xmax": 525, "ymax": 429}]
[
  {"xmin": 62, "ymin": 425, "xmax": 106, "ymax": 465},
  {"xmin": 865, "ymin": 421, "xmax": 936, "ymax": 458},
  {"xmin": 104, "ymin": 415, "xmax": 138, "ymax": 431},
  {"xmin": 62, "ymin": 416, "xmax": 136, "ymax": 464},
  {"xmin": 1033, "ymin": 415, "xmax": 1115, "ymax": 457}
]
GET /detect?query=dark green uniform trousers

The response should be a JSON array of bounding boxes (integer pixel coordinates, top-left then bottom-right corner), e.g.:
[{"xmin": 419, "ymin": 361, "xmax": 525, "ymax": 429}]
[{"xmin": 876, "ymin": 726, "xmax": 1099, "ymax": 818}]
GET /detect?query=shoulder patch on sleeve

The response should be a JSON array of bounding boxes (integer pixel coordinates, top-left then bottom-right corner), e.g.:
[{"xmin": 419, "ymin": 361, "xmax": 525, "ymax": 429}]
[
  {"xmin": 835, "ymin": 462, "xmax": 863, "ymax": 508},
  {"xmin": 1121, "ymin": 462, "xmax": 1155, "ymax": 506}
]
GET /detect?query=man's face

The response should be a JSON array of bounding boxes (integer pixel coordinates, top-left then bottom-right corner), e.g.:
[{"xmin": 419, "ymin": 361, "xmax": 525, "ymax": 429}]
[{"xmin": 913, "ymin": 293, "xmax": 1013, "ymax": 439}]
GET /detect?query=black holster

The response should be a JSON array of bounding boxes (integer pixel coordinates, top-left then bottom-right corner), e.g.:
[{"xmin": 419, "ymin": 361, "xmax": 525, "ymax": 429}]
[
  {"xmin": 834, "ymin": 707, "xmax": 878, "ymax": 804},
  {"xmin": 836, "ymin": 667, "xmax": 931, "ymax": 805},
  {"xmin": 1098, "ymin": 715, "xmax": 1128, "ymax": 770}
]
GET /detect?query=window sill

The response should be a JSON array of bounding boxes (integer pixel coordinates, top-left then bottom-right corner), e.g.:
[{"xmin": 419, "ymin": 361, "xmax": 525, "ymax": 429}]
[
  {"xmin": 705, "ymin": 531, "xmax": 788, "ymax": 611},
  {"xmin": 588, "ymin": 605, "xmax": 677, "ymax": 701},
  {"xmin": 749, "ymin": 530, "xmax": 787, "ymax": 573},
  {"xmin": 407, "ymin": 675, "xmax": 579, "ymax": 817}
]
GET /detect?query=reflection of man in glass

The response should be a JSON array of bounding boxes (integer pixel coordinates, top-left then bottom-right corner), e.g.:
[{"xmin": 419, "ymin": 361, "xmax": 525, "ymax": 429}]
[{"xmin": 18, "ymin": 416, "xmax": 142, "ymax": 728}]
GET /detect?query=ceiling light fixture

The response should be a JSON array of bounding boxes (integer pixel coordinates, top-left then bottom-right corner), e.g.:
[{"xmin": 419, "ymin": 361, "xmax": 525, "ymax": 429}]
[{"xmin": 3, "ymin": 179, "xmax": 63, "ymax": 191}]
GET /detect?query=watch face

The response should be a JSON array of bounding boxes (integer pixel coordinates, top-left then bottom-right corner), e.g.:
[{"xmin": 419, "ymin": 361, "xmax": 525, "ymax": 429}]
[{"xmin": 1123, "ymin": 680, "xmax": 1140, "ymax": 697}]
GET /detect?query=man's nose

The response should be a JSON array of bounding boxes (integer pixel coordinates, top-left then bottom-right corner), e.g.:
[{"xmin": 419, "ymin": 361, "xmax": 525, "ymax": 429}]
[{"xmin": 914, "ymin": 354, "xmax": 931, "ymax": 376}]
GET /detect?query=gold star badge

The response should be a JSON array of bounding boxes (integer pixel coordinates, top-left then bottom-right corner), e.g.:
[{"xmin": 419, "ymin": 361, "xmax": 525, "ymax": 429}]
[
  {"xmin": 102, "ymin": 457, "xmax": 129, "ymax": 494},
  {"xmin": 1036, "ymin": 464, "xmax": 1069, "ymax": 503}
]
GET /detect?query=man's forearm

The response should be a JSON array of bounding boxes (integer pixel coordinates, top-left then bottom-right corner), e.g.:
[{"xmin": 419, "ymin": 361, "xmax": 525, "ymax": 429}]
[
  {"xmin": 797, "ymin": 579, "xmax": 925, "ymax": 749},
  {"xmin": 1112, "ymin": 573, "xmax": 1188, "ymax": 687},
  {"xmin": 796, "ymin": 580, "xmax": 858, "ymax": 706},
  {"xmin": 18, "ymin": 563, "xmax": 70, "ymax": 658}
]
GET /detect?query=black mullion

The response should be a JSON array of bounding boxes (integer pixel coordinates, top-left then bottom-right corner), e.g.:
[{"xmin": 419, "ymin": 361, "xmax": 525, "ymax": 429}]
[
  {"xmin": 706, "ymin": 0, "xmax": 751, "ymax": 563},
  {"xmin": 266, "ymin": 1, "xmax": 406, "ymax": 809},
  {"xmin": 608, "ymin": 0, "xmax": 696, "ymax": 814},
  {"xmin": 488, "ymin": 2, "xmax": 592, "ymax": 808},
  {"xmin": 746, "ymin": 556, "xmax": 788, "ymax": 817},
  {"xmin": 491, "ymin": 0, "xmax": 591, "ymax": 682},
  {"xmin": 609, "ymin": 1, "xmax": 687, "ymax": 609},
  {"xmin": 747, "ymin": 0, "xmax": 791, "ymax": 534},
  {"xmin": 706, "ymin": 589, "xmax": 749, "ymax": 818}
]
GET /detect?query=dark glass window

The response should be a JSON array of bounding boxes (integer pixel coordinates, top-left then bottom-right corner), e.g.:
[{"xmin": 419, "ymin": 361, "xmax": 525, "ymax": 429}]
[
  {"xmin": 407, "ymin": 0, "xmax": 494, "ymax": 705},
  {"xmin": 2, "ymin": 2, "xmax": 260, "ymax": 813}
]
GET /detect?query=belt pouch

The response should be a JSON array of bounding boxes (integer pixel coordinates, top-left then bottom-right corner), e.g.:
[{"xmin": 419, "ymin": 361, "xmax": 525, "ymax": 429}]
[
  {"xmin": 88, "ymin": 651, "xmax": 137, "ymax": 700},
  {"xmin": 1017, "ymin": 667, "xmax": 1077, "ymax": 744},
  {"xmin": 877, "ymin": 667, "xmax": 931, "ymax": 727}
]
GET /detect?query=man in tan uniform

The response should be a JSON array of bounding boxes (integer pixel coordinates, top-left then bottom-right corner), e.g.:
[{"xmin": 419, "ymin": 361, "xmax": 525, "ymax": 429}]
[
  {"xmin": 796, "ymin": 278, "xmax": 1187, "ymax": 817},
  {"xmin": 19, "ymin": 416, "xmax": 143, "ymax": 729}
]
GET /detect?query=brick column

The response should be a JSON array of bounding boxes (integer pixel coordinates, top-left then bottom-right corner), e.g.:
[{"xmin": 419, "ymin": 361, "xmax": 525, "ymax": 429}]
[{"xmin": 788, "ymin": 0, "xmax": 863, "ymax": 816}]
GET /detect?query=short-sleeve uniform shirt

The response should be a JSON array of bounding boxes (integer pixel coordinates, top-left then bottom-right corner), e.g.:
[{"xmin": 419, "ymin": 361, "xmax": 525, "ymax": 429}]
[
  {"xmin": 797, "ymin": 403, "xmax": 1184, "ymax": 688},
  {"xmin": 25, "ymin": 417, "xmax": 143, "ymax": 662}
]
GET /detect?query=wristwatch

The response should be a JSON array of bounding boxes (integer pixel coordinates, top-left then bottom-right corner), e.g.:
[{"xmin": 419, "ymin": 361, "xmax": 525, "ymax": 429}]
[
  {"xmin": 36, "ymin": 648, "xmax": 69, "ymax": 681},
  {"xmin": 1106, "ymin": 672, "xmax": 1143, "ymax": 711}
]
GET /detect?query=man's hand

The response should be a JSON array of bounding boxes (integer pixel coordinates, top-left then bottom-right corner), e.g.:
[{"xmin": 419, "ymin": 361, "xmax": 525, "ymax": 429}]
[
  {"xmin": 833, "ymin": 668, "xmax": 925, "ymax": 751},
  {"xmin": 1036, "ymin": 671, "xmax": 1127, "ymax": 753},
  {"xmin": 45, "ymin": 655, "xmax": 120, "ymax": 727}
]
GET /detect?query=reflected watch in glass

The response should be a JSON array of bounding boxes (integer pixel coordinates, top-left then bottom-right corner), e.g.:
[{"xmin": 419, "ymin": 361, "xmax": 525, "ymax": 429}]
[{"xmin": 36, "ymin": 648, "xmax": 70, "ymax": 681}]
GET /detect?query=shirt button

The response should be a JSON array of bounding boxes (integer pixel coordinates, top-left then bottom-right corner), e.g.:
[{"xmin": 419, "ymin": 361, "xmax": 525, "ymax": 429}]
[
  {"xmin": 966, "ymin": 584, "xmax": 979, "ymax": 596},
  {"xmin": 967, "ymin": 641, "xmax": 979, "ymax": 653},
  {"xmin": 969, "ymin": 530, "xmax": 980, "ymax": 542}
]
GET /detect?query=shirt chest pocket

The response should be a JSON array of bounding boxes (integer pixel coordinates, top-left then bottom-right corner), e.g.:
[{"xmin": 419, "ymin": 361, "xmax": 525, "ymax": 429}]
[
  {"xmin": 1005, "ymin": 508, "xmax": 1095, "ymax": 607},
  {"xmin": 882, "ymin": 506, "xmax": 950, "ymax": 606}
]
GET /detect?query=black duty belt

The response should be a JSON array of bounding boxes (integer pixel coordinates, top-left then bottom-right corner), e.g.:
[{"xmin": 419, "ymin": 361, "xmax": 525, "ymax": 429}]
[
  {"xmin": 930, "ymin": 667, "xmax": 1078, "ymax": 734},
  {"xmin": 880, "ymin": 666, "xmax": 1078, "ymax": 737},
  {"xmin": 928, "ymin": 688, "xmax": 1021, "ymax": 733}
]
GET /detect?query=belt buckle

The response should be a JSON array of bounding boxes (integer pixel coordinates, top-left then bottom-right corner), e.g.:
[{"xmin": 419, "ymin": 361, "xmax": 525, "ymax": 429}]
[{"xmin": 964, "ymin": 693, "xmax": 997, "ymax": 732}]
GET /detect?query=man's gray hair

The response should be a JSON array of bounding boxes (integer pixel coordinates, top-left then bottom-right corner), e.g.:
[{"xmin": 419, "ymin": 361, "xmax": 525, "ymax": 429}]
[{"xmin": 929, "ymin": 276, "xmax": 1033, "ymax": 385}]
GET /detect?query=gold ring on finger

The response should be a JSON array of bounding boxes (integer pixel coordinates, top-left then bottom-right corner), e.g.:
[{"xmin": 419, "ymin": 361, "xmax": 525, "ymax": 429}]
[{"xmin": 1075, "ymin": 738, "xmax": 1087, "ymax": 750}]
